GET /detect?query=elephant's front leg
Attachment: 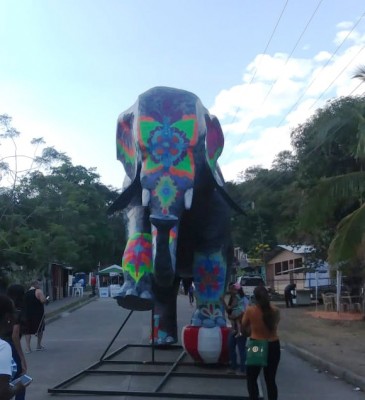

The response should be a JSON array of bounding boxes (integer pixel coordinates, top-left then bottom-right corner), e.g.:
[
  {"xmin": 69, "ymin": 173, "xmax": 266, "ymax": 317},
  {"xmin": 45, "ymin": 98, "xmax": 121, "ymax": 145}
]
[
  {"xmin": 116, "ymin": 206, "xmax": 154, "ymax": 310},
  {"xmin": 151, "ymin": 277, "xmax": 180, "ymax": 344},
  {"xmin": 191, "ymin": 250, "xmax": 227, "ymax": 328}
]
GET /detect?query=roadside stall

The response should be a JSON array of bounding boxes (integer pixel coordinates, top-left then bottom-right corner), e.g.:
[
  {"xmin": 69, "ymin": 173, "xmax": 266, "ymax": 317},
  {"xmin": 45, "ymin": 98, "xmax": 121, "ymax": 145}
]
[{"xmin": 97, "ymin": 265, "xmax": 124, "ymax": 297}]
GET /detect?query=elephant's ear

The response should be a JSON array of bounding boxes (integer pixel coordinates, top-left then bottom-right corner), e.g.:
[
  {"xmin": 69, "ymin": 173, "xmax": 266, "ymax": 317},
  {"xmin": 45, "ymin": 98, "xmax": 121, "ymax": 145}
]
[
  {"xmin": 116, "ymin": 112, "xmax": 138, "ymax": 182},
  {"xmin": 108, "ymin": 112, "xmax": 140, "ymax": 215},
  {"xmin": 205, "ymin": 114, "xmax": 245, "ymax": 215},
  {"xmin": 205, "ymin": 114, "xmax": 224, "ymax": 186}
]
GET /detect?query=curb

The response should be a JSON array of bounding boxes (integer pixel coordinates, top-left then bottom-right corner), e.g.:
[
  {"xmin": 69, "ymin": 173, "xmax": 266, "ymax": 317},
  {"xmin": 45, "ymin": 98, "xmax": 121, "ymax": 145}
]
[
  {"xmin": 284, "ymin": 341, "xmax": 365, "ymax": 391},
  {"xmin": 45, "ymin": 296, "xmax": 97, "ymax": 324}
]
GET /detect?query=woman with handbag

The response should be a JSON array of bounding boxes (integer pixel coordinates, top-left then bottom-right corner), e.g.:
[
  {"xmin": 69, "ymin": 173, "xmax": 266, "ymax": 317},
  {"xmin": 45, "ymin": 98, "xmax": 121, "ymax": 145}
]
[{"xmin": 241, "ymin": 286, "xmax": 280, "ymax": 400}]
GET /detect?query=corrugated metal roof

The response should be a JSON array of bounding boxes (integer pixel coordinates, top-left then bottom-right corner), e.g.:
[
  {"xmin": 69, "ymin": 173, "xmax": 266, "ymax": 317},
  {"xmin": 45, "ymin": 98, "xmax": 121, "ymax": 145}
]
[{"xmin": 277, "ymin": 245, "xmax": 315, "ymax": 254}]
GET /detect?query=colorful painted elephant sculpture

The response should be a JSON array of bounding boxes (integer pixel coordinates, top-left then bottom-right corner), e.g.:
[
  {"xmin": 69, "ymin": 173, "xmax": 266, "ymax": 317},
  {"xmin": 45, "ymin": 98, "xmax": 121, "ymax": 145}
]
[{"xmin": 108, "ymin": 87, "xmax": 243, "ymax": 344}]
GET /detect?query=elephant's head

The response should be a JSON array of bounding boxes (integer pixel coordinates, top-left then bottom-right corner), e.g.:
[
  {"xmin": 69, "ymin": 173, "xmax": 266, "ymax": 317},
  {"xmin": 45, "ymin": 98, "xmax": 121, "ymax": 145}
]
[{"xmin": 110, "ymin": 87, "xmax": 230, "ymax": 287}]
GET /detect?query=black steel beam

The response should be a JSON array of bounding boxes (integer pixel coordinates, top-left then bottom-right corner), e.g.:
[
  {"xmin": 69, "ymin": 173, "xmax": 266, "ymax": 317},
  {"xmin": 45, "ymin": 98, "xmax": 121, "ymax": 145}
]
[
  {"xmin": 99, "ymin": 310, "xmax": 134, "ymax": 361},
  {"xmin": 154, "ymin": 350, "xmax": 186, "ymax": 393},
  {"xmin": 48, "ymin": 388, "xmax": 250, "ymax": 399},
  {"xmin": 82, "ymin": 369, "xmax": 245, "ymax": 379}
]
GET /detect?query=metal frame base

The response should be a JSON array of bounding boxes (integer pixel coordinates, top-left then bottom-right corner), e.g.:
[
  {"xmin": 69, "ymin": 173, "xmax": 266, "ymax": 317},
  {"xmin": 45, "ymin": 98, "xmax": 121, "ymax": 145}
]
[{"xmin": 48, "ymin": 309, "xmax": 261, "ymax": 399}]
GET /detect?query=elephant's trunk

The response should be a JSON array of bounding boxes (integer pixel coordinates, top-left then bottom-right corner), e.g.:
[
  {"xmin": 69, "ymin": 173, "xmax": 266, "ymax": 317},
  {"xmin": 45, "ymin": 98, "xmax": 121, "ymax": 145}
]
[{"xmin": 150, "ymin": 215, "xmax": 178, "ymax": 287}]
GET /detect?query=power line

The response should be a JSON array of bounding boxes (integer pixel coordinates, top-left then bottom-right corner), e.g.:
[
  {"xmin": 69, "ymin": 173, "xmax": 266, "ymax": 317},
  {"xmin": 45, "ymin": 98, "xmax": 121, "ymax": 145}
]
[
  {"xmin": 224, "ymin": 5, "xmax": 365, "ymax": 195},
  {"xmin": 228, "ymin": 6, "xmax": 365, "ymax": 183},
  {"xmin": 347, "ymin": 80, "xmax": 365, "ymax": 97},
  {"xmin": 248, "ymin": 0, "xmax": 290, "ymax": 86},
  {"xmin": 276, "ymin": 10, "xmax": 365, "ymax": 128},
  {"xmin": 309, "ymin": 43, "xmax": 365, "ymax": 110},
  {"xmin": 258, "ymin": 0, "xmax": 324, "ymax": 109},
  {"xmin": 236, "ymin": 83, "xmax": 365, "ymax": 198},
  {"xmin": 228, "ymin": 0, "xmax": 323, "ymax": 150},
  {"xmin": 224, "ymin": 0, "xmax": 290, "ymax": 138},
  {"xmin": 249, "ymin": 18, "xmax": 365, "ymax": 198}
]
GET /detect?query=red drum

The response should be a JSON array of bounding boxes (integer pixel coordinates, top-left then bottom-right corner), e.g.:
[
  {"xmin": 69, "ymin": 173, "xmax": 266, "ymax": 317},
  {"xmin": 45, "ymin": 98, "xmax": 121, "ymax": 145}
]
[{"xmin": 182, "ymin": 325, "xmax": 230, "ymax": 364}]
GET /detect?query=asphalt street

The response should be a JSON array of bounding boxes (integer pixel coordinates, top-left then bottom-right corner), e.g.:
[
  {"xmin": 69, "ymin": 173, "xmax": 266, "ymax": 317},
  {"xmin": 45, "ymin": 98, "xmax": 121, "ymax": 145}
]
[{"xmin": 23, "ymin": 295, "xmax": 365, "ymax": 400}]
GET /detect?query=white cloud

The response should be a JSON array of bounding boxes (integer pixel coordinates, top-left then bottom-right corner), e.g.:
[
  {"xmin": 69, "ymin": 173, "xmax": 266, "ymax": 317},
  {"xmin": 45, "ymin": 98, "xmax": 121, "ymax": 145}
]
[
  {"xmin": 221, "ymin": 125, "xmax": 292, "ymax": 182},
  {"xmin": 284, "ymin": 98, "xmax": 316, "ymax": 127},
  {"xmin": 314, "ymin": 51, "xmax": 332, "ymax": 62},
  {"xmin": 334, "ymin": 29, "xmax": 361, "ymax": 46},
  {"xmin": 214, "ymin": 25, "xmax": 365, "ymax": 182},
  {"xmin": 245, "ymin": 53, "xmax": 313, "ymax": 82},
  {"xmin": 337, "ymin": 21, "xmax": 354, "ymax": 30}
]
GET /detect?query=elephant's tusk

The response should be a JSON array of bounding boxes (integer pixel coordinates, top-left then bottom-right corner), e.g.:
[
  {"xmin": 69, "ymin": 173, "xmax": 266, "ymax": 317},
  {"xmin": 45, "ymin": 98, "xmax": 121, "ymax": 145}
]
[
  {"xmin": 142, "ymin": 188, "xmax": 150, "ymax": 206},
  {"xmin": 184, "ymin": 188, "xmax": 194, "ymax": 210}
]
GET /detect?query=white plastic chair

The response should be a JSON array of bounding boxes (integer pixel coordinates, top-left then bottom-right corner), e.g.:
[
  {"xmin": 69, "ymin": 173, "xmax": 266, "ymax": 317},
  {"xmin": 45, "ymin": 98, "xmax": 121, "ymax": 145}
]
[
  {"xmin": 322, "ymin": 293, "xmax": 334, "ymax": 311},
  {"xmin": 72, "ymin": 283, "xmax": 83, "ymax": 297}
]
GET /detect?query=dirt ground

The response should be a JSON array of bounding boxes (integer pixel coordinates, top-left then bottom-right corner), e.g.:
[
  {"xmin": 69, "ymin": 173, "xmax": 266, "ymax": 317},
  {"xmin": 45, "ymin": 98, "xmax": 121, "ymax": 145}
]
[{"xmin": 278, "ymin": 302, "xmax": 365, "ymax": 379}]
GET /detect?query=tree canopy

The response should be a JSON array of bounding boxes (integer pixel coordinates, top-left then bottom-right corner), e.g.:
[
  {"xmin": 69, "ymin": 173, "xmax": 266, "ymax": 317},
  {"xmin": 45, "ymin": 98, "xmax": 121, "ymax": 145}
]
[
  {"xmin": 228, "ymin": 94, "xmax": 365, "ymax": 277},
  {"xmin": 0, "ymin": 115, "xmax": 125, "ymax": 279}
]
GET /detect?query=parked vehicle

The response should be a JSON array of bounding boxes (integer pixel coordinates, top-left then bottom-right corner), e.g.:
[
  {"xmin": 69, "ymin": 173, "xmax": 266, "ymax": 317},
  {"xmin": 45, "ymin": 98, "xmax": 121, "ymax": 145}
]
[{"xmin": 236, "ymin": 275, "xmax": 267, "ymax": 299}]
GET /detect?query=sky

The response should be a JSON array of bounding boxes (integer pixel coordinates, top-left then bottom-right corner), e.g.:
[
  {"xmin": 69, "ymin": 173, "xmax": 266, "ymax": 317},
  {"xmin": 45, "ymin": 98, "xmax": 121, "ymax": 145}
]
[{"xmin": 1, "ymin": 0, "xmax": 365, "ymax": 190}]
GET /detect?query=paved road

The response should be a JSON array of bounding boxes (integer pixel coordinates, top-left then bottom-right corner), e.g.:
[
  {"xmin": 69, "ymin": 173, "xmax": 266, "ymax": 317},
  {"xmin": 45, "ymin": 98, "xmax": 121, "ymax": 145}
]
[{"xmin": 23, "ymin": 296, "xmax": 365, "ymax": 400}]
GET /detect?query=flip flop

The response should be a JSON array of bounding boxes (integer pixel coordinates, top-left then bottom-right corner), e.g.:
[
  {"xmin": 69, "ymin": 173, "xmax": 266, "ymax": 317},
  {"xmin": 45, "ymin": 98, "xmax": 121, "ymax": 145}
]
[{"xmin": 36, "ymin": 346, "xmax": 45, "ymax": 351}]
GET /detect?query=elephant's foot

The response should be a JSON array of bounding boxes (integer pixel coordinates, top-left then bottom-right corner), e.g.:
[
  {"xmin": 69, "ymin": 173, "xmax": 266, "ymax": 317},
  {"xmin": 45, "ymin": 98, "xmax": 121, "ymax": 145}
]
[
  {"xmin": 115, "ymin": 277, "xmax": 154, "ymax": 311},
  {"xmin": 191, "ymin": 307, "xmax": 227, "ymax": 328},
  {"xmin": 150, "ymin": 328, "xmax": 177, "ymax": 346}
]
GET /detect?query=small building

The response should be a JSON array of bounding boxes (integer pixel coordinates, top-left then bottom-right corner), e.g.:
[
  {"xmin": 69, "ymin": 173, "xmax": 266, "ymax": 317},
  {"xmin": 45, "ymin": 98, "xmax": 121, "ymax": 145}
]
[
  {"xmin": 48, "ymin": 263, "xmax": 73, "ymax": 300},
  {"xmin": 266, "ymin": 245, "xmax": 315, "ymax": 294}
]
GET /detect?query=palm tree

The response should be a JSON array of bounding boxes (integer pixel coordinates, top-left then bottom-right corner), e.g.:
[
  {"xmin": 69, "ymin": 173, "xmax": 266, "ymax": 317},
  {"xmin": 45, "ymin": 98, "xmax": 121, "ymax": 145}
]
[
  {"xmin": 353, "ymin": 65, "xmax": 365, "ymax": 81},
  {"xmin": 325, "ymin": 67, "xmax": 365, "ymax": 271}
]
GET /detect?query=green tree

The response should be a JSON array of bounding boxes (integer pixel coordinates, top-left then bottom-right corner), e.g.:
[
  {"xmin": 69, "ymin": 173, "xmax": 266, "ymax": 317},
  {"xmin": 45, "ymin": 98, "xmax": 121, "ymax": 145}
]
[
  {"xmin": 326, "ymin": 69, "xmax": 365, "ymax": 269},
  {"xmin": 228, "ymin": 161, "xmax": 302, "ymax": 256},
  {"xmin": 14, "ymin": 163, "xmax": 125, "ymax": 273},
  {"xmin": 0, "ymin": 115, "xmax": 126, "ymax": 277},
  {"xmin": 0, "ymin": 114, "xmax": 69, "ymax": 273},
  {"xmin": 291, "ymin": 95, "xmax": 365, "ymax": 272}
]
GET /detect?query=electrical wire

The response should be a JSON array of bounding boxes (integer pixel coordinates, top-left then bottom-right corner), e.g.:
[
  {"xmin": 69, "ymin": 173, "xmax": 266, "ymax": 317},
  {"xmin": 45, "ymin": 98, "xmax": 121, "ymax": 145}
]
[
  {"xmin": 309, "ymin": 43, "xmax": 365, "ymax": 110},
  {"xmin": 224, "ymin": 0, "xmax": 290, "ymax": 137},
  {"xmin": 347, "ymin": 80, "xmax": 365, "ymax": 97},
  {"xmin": 225, "ymin": 0, "xmax": 324, "ymax": 153},
  {"xmin": 220, "ymin": 0, "xmax": 323, "ymax": 170},
  {"xmin": 258, "ymin": 0, "xmax": 324, "ymax": 110},
  {"xmin": 275, "ymin": 10, "xmax": 365, "ymax": 128},
  {"xmin": 248, "ymin": 0, "xmax": 290, "ymax": 86},
  {"xmin": 226, "ymin": 7, "xmax": 365, "ymax": 189}
]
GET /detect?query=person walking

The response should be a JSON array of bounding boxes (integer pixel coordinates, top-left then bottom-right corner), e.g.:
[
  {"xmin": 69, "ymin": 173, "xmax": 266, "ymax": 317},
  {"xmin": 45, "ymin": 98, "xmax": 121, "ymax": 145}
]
[
  {"xmin": 6, "ymin": 285, "xmax": 27, "ymax": 400},
  {"xmin": 0, "ymin": 294, "xmax": 28, "ymax": 399},
  {"xmin": 242, "ymin": 286, "xmax": 280, "ymax": 400},
  {"xmin": 284, "ymin": 283, "xmax": 296, "ymax": 308},
  {"xmin": 90, "ymin": 274, "xmax": 97, "ymax": 296},
  {"xmin": 23, "ymin": 280, "xmax": 48, "ymax": 353}
]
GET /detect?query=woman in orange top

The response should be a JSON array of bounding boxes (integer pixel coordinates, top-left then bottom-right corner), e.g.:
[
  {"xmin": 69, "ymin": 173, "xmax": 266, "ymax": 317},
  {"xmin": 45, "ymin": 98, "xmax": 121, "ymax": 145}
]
[{"xmin": 241, "ymin": 286, "xmax": 280, "ymax": 400}]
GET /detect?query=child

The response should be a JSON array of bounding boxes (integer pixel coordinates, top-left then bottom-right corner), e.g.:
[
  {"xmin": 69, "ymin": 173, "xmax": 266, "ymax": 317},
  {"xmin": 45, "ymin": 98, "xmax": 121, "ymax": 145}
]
[{"xmin": 221, "ymin": 282, "xmax": 246, "ymax": 337}]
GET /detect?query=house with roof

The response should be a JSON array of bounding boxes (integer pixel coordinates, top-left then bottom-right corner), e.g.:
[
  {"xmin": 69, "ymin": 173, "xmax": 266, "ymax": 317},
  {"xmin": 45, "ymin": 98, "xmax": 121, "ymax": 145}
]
[{"xmin": 266, "ymin": 245, "xmax": 318, "ymax": 293}]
